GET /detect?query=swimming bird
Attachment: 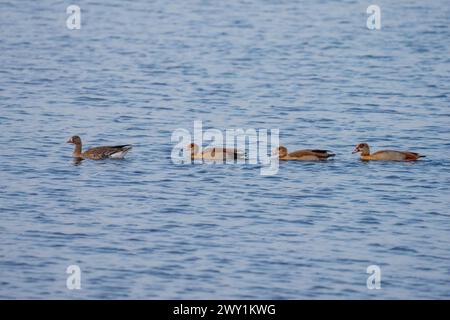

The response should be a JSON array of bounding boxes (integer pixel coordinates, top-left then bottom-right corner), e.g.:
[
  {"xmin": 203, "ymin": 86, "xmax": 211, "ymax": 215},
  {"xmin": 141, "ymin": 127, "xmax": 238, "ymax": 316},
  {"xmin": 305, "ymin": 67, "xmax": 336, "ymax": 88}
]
[
  {"xmin": 352, "ymin": 143, "xmax": 424, "ymax": 161},
  {"xmin": 273, "ymin": 146, "xmax": 335, "ymax": 161},
  {"xmin": 186, "ymin": 143, "xmax": 245, "ymax": 161},
  {"xmin": 67, "ymin": 135, "xmax": 132, "ymax": 160}
]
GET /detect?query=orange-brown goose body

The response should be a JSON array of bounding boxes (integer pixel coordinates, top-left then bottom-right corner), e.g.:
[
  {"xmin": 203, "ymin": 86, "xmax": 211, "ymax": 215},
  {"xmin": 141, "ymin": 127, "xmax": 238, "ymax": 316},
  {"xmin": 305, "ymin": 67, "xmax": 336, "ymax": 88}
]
[
  {"xmin": 186, "ymin": 143, "xmax": 245, "ymax": 161},
  {"xmin": 274, "ymin": 146, "xmax": 335, "ymax": 161},
  {"xmin": 67, "ymin": 136, "xmax": 132, "ymax": 160},
  {"xmin": 352, "ymin": 143, "xmax": 424, "ymax": 161}
]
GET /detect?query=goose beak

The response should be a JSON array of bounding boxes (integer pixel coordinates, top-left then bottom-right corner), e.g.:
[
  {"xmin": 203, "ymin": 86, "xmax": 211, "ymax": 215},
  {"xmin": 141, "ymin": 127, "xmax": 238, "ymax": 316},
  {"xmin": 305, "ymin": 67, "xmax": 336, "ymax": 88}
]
[
  {"xmin": 352, "ymin": 147, "xmax": 359, "ymax": 154},
  {"xmin": 271, "ymin": 148, "xmax": 278, "ymax": 156},
  {"xmin": 66, "ymin": 137, "xmax": 73, "ymax": 143}
]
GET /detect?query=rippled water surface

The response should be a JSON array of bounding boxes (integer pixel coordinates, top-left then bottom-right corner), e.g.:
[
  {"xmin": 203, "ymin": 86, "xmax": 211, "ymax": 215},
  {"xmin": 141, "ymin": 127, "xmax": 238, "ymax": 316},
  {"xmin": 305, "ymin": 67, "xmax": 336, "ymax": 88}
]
[{"xmin": 1, "ymin": 0, "xmax": 449, "ymax": 299}]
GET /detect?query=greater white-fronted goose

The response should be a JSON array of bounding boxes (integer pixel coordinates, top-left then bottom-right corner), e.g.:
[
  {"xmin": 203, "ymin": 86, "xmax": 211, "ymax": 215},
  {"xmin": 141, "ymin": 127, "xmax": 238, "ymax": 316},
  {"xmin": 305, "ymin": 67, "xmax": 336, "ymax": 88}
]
[
  {"xmin": 352, "ymin": 143, "xmax": 425, "ymax": 161},
  {"xmin": 273, "ymin": 146, "xmax": 335, "ymax": 161},
  {"xmin": 186, "ymin": 143, "xmax": 245, "ymax": 161},
  {"xmin": 67, "ymin": 135, "xmax": 132, "ymax": 160}
]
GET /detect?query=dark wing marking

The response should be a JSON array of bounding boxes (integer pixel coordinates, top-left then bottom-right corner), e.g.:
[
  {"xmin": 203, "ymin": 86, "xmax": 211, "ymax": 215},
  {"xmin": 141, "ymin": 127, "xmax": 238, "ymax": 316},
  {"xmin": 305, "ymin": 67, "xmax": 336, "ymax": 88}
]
[
  {"xmin": 108, "ymin": 145, "xmax": 132, "ymax": 149},
  {"xmin": 309, "ymin": 149, "xmax": 331, "ymax": 154}
]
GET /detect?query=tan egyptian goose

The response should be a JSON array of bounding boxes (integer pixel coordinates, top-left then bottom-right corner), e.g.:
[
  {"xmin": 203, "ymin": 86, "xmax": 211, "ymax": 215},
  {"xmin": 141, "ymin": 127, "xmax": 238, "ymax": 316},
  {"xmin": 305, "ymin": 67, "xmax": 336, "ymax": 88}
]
[
  {"xmin": 67, "ymin": 135, "xmax": 132, "ymax": 160},
  {"xmin": 186, "ymin": 143, "xmax": 245, "ymax": 161},
  {"xmin": 273, "ymin": 146, "xmax": 335, "ymax": 161},
  {"xmin": 352, "ymin": 143, "xmax": 424, "ymax": 161}
]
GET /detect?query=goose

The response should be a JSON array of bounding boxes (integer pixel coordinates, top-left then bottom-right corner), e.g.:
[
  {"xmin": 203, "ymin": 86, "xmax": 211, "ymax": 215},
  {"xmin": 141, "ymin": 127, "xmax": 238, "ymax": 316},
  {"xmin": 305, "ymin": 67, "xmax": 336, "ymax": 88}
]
[
  {"xmin": 352, "ymin": 143, "xmax": 424, "ymax": 161},
  {"xmin": 186, "ymin": 143, "xmax": 245, "ymax": 161},
  {"xmin": 67, "ymin": 135, "xmax": 132, "ymax": 160},
  {"xmin": 273, "ymin": 146, "xmax": 335, "ymax": 161}
]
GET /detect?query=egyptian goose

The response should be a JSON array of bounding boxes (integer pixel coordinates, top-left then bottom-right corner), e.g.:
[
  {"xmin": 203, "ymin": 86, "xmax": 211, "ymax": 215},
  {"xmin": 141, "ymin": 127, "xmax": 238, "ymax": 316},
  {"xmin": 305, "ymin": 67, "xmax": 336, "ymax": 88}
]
[
  {"xmin": 67, "ymin": 135, "xmax": 132, "ymax": 160},
  {"xmin": 352, "ymin": 143, "xmax": 424, "ymax": 161},
  {"xmin": 273, "ymin": 146, "xmax": 335, "ymax": 161},
  {"xmin": 186, "ymin": 143, "xmax": 245, "ymax": 161}
]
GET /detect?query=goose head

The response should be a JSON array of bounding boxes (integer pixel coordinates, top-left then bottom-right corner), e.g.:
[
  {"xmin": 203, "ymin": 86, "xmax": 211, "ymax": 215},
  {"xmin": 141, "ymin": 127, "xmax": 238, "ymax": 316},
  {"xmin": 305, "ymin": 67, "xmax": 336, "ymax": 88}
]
[
  {"xmin": 67, "ymin": 135, "xmax": 82, "ymax": 145},
  {"xmin": 272, "ymin": 146, "xmax": 288, "ymax": 158},
  {"xmin": 352, "ymin": 143, "xmax": 370, "ymax": 155},
  {"xmin": 186, "ymin": 143, "xmax": 199, "ymax": 155}
]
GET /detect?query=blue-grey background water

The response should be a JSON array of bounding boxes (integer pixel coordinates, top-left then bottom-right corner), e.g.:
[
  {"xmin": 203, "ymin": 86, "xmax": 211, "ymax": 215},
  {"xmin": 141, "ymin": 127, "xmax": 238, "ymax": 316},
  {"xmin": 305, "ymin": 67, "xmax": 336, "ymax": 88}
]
[{"xmin": 1, "ymin": 0, "xmax": 449, "ymax": 299}]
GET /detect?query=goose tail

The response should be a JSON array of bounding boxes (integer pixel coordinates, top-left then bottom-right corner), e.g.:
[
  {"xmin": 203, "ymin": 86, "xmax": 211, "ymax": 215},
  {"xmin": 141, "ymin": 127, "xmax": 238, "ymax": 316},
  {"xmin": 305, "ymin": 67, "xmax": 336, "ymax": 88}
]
[{"xmin": 110, "ymin": 145, "xmax": 132, "ymax": 159}]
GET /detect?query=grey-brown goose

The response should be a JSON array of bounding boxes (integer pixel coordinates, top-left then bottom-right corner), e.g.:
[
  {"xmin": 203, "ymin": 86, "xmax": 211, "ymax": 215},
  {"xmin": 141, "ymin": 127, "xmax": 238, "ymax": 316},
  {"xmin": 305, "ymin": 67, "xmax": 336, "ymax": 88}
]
[{"xmin": 67, "ymin": 135, "xmax": 132, "ymax": 160}]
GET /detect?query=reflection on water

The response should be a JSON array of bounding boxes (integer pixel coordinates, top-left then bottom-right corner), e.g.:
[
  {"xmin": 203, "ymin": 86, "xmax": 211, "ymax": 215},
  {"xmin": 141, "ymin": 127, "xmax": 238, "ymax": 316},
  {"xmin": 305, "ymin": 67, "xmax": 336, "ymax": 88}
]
[{"xmin": 72, "ymin": 158, "xmax": 84, "ymax": 166}]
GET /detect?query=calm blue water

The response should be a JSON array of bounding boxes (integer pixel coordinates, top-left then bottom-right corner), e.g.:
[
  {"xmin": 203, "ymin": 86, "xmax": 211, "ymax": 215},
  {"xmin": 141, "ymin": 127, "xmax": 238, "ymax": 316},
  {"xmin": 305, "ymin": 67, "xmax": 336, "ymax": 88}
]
[{"xmin": 1, "ymin": 0, "xmax": 449, "ymax": 299}]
